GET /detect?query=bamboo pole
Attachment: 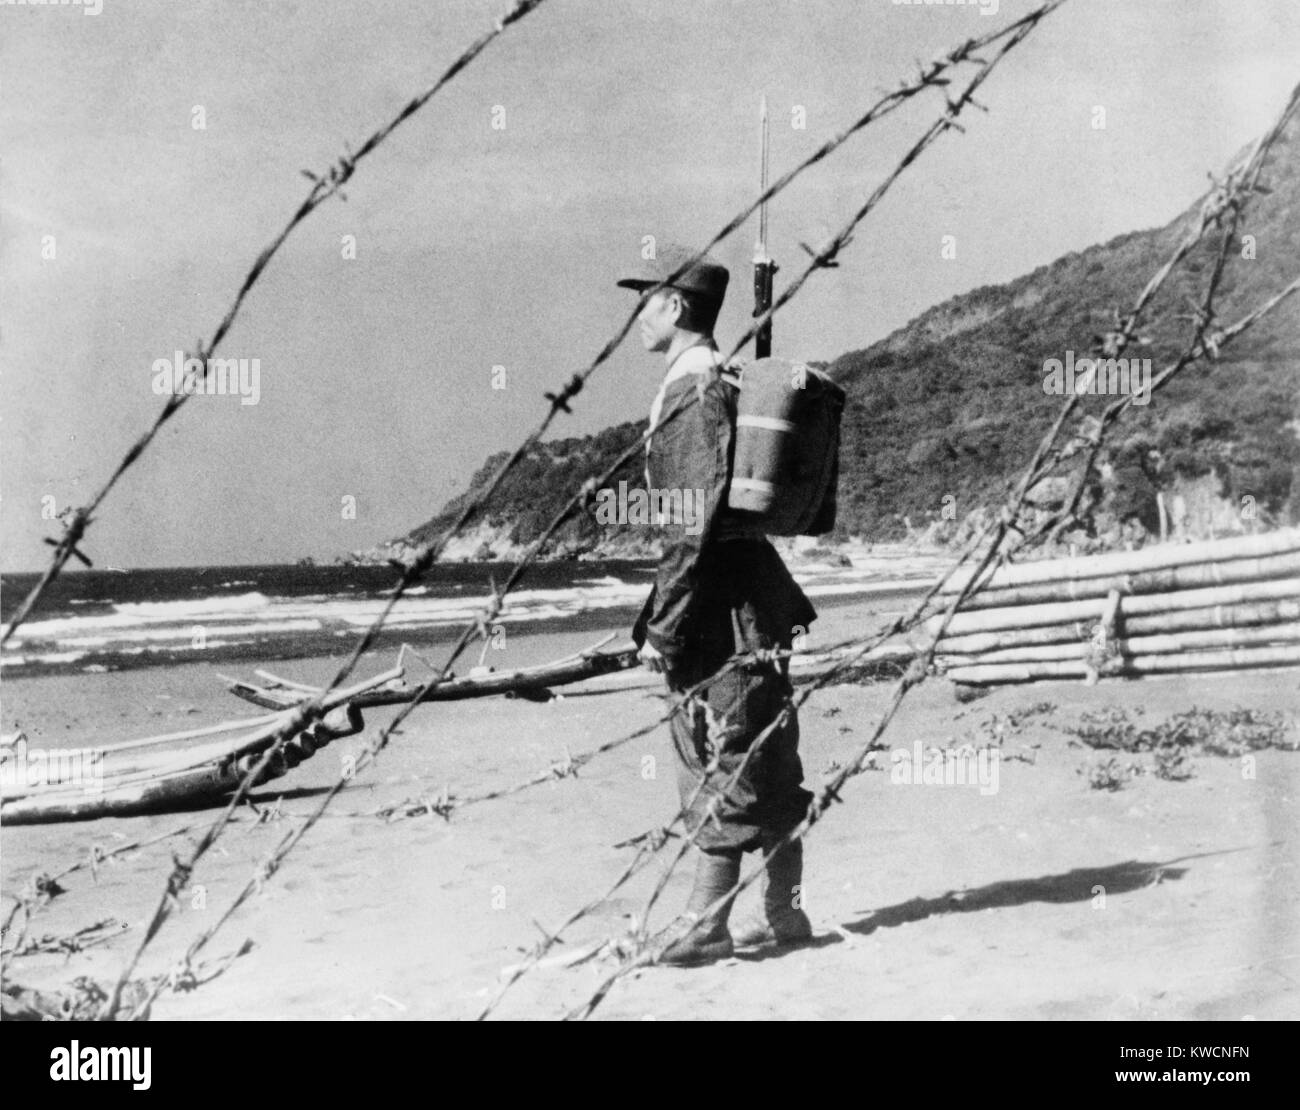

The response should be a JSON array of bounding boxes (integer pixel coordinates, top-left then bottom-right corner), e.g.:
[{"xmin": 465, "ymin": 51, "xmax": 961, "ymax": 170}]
[
  {"xmin": 936, "ymin": 598, "xmax": 1300, "ymax": 655},
  {"xmin": 944, "ymin": 549, "xmax": 1300, "ymax": 611},
  {"xmin": 937, "ymin": 526, "xmax": 1300, "ymax": 595},
  {"xmin": 936, "ymin": 620, "xmax": 1300, "ymax": 668},
  {"xmin": 1122, "ymin": 599, "xmax": 1300, "ymax": 636},
  {"xmin": 946, "ymin": 643, "xmax": 1300, "ymax": 686},
  {"xmin": 926, "ymin": 577, "xmax": 1300, "ymax": 639}
]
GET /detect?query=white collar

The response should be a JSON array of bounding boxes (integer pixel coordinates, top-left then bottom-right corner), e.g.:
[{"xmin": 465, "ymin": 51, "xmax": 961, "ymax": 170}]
[{"xmin": 661, "ymin": 343, "xmax": 721, "ymax": 389}]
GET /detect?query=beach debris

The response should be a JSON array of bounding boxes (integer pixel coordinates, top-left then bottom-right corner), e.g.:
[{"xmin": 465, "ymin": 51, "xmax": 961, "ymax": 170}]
[
  {"xmin": 1, "ymin": 975, "xmax": 153, "ymax": 1022},
  {"xmin": 3, "ymin": 917, "xmax": 128, "ymax": 959},
  {"xmin": 498, "ymin": 939, "xmax": 610, "ymax": 979}
]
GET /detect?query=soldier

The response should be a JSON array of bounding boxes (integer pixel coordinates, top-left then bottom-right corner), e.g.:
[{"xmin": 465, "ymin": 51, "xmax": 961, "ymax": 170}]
[{"xmin": 618, "ymin": 244, "xmax": 816, "ymax": 964}]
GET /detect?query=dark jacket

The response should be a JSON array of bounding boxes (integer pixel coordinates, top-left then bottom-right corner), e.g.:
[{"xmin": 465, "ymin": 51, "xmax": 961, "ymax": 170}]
[{"xmin": 632, "ymin": 361, "xmax": 816, "ymax": 667}]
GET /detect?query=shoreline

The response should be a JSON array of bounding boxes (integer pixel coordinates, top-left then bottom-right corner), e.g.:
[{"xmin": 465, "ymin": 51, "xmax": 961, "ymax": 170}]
[{"xmin": 0, "ymin": 556, "xmax": 940, "ymax": 682}]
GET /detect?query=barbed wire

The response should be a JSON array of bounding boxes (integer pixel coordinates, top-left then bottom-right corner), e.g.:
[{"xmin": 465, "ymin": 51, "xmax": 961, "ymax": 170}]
[
  {"xmin": 90, "ymin": 3, "xmax": 1073, "ymax": 1017},
  {"xmin": 19, "ymin": 0, "xmax": 1290, "ymax": 1022},
  {"xmin": 0, "ymin": 0, "xmax": 549, "ymax": 649},
  {"xmin": 2, "ymin": 820, "xmax": 210, "ymax": 976}
]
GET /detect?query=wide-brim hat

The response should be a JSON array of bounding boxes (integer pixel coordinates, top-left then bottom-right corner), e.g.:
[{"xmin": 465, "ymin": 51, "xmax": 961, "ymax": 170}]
[{"xmin": 616, "ymin": 243, "xmax": 729, "ymax": 305}]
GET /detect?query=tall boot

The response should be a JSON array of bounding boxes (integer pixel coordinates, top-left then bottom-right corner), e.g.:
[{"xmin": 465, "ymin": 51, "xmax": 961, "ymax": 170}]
[
  {"xmin": 733, "ymin": 834, "xmax": 813, "ymax": 948},
  {"xmin": 660, "ymin": 849, "xmax": 740, "ymax": 966}
]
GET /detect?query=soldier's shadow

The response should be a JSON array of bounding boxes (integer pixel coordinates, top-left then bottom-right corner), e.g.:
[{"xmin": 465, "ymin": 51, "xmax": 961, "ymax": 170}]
[
  {"xmin": 844, "ymin": 857, "xmax": 1192, "ymax": 938},
  {"xmin": 735, "ymin": 847, "xmax": 1250, "ymax": 963}
]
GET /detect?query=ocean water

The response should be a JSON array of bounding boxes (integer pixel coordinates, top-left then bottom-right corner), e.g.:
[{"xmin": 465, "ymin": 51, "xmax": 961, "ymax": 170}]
[
  {"xmin": 1, "ymin": 555, "xmax": 941, "ymax": 678},
  {"xmin": 0, "ymin": 561, "xmax": 659, "ymax": 677}
]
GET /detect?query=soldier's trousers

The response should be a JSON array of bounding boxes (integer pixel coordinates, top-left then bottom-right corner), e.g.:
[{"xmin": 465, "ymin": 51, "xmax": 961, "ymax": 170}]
[{"xmin": 664, "ymin": 613, "xmax": 814, "ymax": 854}]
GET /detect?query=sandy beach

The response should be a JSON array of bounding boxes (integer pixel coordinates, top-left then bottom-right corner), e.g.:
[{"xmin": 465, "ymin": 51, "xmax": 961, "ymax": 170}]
[{"xmin": 3, "ymin": 595, "xmax": 1298, "ymax": 1021}]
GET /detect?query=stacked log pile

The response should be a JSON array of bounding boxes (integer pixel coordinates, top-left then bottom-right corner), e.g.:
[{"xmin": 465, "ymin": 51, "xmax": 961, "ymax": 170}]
[{"xmin": 928, "ymin": 529, "xmax": 1300, "ymax": 688}]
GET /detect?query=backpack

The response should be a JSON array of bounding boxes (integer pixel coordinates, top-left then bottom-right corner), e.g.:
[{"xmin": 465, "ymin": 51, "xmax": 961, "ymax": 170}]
[{"xmin": 726, "ymin": 358, "xmax": 845, "ymax": 536}]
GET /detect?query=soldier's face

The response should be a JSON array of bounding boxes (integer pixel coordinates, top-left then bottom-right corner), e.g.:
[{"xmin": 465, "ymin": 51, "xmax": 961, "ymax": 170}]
[{"xmin": 638, "ymin": 289, "xmax": 680, "ymax": 353}]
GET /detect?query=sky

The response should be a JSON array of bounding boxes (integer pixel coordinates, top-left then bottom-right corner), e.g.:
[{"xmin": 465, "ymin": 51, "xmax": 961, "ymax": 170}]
[{"xmin": 2, "ymin": 0, "xmax": 1298, "ymax": 570}]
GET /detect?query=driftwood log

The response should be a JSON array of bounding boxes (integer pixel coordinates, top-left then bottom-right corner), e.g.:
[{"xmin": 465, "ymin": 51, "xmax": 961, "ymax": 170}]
[
  {"xmin": 221, "ymin": 645, "xmax": 642, "ymax": 711},
  {"xmin": 0, "ymin": 669, "xmax": 396, "ymax": 825}
]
